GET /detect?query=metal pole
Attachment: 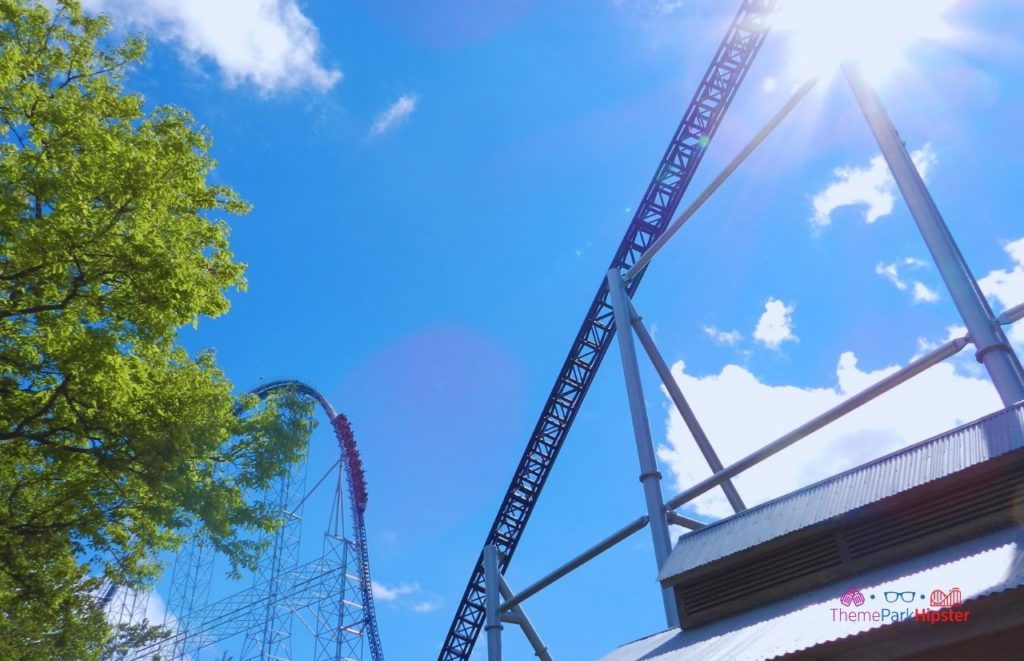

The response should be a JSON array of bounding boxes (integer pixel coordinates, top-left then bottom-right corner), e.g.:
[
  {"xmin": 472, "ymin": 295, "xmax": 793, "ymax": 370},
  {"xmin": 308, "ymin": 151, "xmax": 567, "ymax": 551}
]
[
  {"xmin": 998, "ymin": 302, "xmax": 1024, "ymax": 326},
  {"xmin": 630, "ymin": 300, "xmax": 746, "ymax": 513},
  {"xmin": 624, "ymin": 77, "xmax": 818, "ymax": 282},
  {"xmin": 607, "ymin": 270, "xmax": 680, "ymax": 628},
  {"xmin": 666, "ymin": 511, "xmax": 706, "ymax": 530},
  {"xmin": 665, "ymin": 335, "xmax": 970, "ymax": 510},
  {"xmin": 843, "ymin": 63, "xmax": 1024, "ymax": 406},
  {"xmin": 498, "ymin": 575, "xmax": 553, "ymax": 661},
  {"xmin": 484, "ymin": 545, "xmax": 502, "ymax": 661},
  {"xmin": 501, "ymin": 515, "xmax": 649, "ymax": 613}
]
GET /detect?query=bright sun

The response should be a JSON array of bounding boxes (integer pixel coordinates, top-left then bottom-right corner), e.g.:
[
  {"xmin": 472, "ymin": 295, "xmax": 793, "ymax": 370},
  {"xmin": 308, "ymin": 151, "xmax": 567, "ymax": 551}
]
[{"xmin": 774, "ymin": 0, "xmax": 958, "ymax": 83}]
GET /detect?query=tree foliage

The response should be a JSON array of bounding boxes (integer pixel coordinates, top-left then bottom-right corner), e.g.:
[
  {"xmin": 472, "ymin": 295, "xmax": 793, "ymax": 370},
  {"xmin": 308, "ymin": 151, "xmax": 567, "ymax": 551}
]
[{"xmin": 0, "ymin": 1, "xmax": 314, "ymax": 656}]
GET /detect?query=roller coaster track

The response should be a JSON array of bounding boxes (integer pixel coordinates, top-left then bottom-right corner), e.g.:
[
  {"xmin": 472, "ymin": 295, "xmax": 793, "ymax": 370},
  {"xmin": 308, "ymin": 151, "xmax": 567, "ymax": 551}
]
[
  {"xmin": 439, "ymin": 2, "xmax": 780, "ymax": 658},
  {"xmin": 250, "ymin": 379, "xmax": 384, "ymax": 661},
  {"xmin": 110, "ymin": 379, "xmax": 383, "ymax": 661}
]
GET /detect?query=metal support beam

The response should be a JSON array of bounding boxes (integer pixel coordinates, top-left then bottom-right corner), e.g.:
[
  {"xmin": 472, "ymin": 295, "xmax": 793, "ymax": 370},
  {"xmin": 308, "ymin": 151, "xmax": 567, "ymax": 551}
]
[
  {"xmin": 629, "ymin": 299, "xmax": 746, "ymax": 512},
  {"xmin": 666, "ymin": 511, "xmax": 706, "ymax": 530},
  {"xmin": 998, "ymin": 302, "xmax": 1024, "ymax": 327},
  {"xmin": 844, "ymin": 63, "xmax": 1024, "ymax": 406},
  {"xmin": 484, "ymin": 545, "xmax": 502, "ymax": 661},
  {"xmin": 624, "ymin": 77, "xmax": 818, "ymax": 282},
  {"xmin": 607, "ymin": 270, "xmax": 680, "ymax": 628},
  {"xmin": 500, "ymin": 515, "xmax": 649, "ymax": 613},
  {"xmin": 666, "ymin": 335, "xmax": 970, "ymax": 510},
  {"xmin": 498, "ymin": 575, "xmax": 553, "ymax": 661},
  {"xmin": 501, "ymin": 612, "xmax": 524, "ymax": 625}
]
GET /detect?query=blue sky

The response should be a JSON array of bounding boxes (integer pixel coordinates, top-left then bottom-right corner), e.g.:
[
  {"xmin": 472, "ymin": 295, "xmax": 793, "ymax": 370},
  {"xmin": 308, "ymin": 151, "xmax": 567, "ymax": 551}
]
[{"xmin": 83, "ymin": 0, "xmax": 1024, "ymax": 658}]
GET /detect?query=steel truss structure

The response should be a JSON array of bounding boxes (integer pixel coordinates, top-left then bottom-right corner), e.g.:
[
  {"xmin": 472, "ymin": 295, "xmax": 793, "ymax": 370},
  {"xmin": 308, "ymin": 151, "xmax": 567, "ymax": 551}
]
[
  {"xmin": 105, "ymin": 380, "xmax": 384, "ymax": 661},
  {"xmin": 444, "ymin": 1, "xmax": 1024, "ymax": 660},
  {"xmin": 439, "ymin": 1, "xmax": 780, "ymax": 658}
]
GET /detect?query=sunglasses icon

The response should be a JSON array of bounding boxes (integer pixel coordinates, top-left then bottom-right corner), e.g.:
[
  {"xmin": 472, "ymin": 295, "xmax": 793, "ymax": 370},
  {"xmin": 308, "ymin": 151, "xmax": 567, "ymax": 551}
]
[{"xmin": 884, "ymin": 591, "xmax": 917, "ymax": 603}]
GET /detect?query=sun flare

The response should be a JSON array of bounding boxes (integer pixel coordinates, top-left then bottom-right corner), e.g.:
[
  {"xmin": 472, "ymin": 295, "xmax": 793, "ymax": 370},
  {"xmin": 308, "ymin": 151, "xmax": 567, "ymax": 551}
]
[{"xmin": 774, "ymin": 0, "xmax": 958, "ymax": 83}]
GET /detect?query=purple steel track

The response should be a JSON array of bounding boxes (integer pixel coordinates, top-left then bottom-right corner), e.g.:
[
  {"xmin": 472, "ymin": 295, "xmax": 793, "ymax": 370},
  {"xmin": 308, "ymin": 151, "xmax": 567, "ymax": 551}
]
[{"xmin": 438, "ymin": 2, "xmax": 779, "ymax": 658}]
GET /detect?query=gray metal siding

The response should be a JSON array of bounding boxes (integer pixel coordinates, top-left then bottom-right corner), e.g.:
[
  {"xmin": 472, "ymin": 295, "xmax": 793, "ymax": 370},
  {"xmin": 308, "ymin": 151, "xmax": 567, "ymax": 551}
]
[{"xmin": 659, "ymin": 403, "xmax": 1024, "ymax": 582}]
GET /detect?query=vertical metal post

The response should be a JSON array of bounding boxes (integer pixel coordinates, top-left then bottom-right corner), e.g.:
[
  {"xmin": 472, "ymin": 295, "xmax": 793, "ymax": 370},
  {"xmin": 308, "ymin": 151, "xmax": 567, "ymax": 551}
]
[
  {"xmin": 843, "ymin": 63, "xmax": 1024, "ymax": 406},
  {"xmin": 629, "ymin": 300, "xmax": 746, "ymax": 513},
  {"xmin": 484, "ymin": 545, "xmax": 503, "ymax": 661},
  {"xmin": 607, "ymin": 269, "xmax": 681, "ymax": 628}
]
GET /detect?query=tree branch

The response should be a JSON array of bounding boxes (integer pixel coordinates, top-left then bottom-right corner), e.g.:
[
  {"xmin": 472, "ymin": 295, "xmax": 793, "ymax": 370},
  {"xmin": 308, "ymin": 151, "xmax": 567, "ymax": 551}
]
[
  {"xmin": 0, "ymin": 266, "xmax": 86, "ymax": 321},
  {"xmin": 0, "ymin": 377, "xmax": 69, "ymax": 440}
]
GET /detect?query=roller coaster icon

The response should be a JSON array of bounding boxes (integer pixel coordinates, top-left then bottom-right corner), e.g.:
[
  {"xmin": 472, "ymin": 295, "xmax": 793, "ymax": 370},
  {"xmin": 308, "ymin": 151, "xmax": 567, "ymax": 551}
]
[{"xmin": 930, "ymin": 587, "xmax": 963, "ymax": 608}]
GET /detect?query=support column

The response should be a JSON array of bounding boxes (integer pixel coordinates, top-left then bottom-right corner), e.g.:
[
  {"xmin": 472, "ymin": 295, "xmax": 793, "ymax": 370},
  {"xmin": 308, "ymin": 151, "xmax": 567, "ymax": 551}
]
[
  {"xmin": 484, "ymin": 545, "xmax": 503, "ymax": 661},
  {"xmin": 607, "ymin": 269, "xmax": 680, "ymax": 628},
  {"xmin": 844, "ymin": 63, "xmax": 1024, "ymax": 406}
]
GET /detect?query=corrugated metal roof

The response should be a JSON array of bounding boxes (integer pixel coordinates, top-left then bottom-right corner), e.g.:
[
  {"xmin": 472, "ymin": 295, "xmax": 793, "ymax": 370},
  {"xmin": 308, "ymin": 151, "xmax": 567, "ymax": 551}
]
[
  {"xmin": 659, "ymin": 403, "xmax": 1024, "ymax": 582},
  {"xmin": 602, "ymin": 524, "xmax": 1024, "ymax": 661}
]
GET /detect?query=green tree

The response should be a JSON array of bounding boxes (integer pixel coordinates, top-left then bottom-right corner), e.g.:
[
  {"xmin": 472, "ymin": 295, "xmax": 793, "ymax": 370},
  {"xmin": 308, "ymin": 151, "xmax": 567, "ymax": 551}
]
[{"xmin": 0, "ymin": 1, "xmax": 314, "ymax": 656}]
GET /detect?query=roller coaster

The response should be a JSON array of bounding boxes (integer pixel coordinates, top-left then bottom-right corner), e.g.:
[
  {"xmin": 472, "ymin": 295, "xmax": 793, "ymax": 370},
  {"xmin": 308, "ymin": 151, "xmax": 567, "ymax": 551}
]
[
  {"xmin": 440, "ymin": 1, "xmax": 781, "ymax": 657},
  {"xmin": 105, "ymin": 380, "xmax": 383, "ymax": 661}
]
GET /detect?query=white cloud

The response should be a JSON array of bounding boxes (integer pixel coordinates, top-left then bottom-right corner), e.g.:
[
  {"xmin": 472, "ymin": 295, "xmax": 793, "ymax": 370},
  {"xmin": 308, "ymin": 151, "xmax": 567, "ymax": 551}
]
[
  {"xmin": 105, "ymin": 587, "xmax": 174, "ymax": 628},
  {"xmin": 979, "ymin": 236, "xmax": 1024, "ymax": 347},
  {"xmin": 753, "ymin": 298, "xmax": 797, "ymax": 349},
  {"xmin": 371, "ymin": 580, "xmax": 419, "ymax": 602},
  {"xmin": 613, "ymin": 0, "xmax": 686, "ymax": 14},
  {"xmin": 371, "ymin": 580, "xmax": 442, "ymax": 616},
  {"xmin": 103, "ymin": 588, "xmax": 180, "ymax": 656},
  {"xmin": 811, "ymin": 144, "xmax": 936, "ymax": 228},
  {"xmin": 412, "ymin": 598, "xmax": 443, "ymax": 614},
  {"xmin": 979, "ymin": 238, "xmax": 1024, "ymax": 308},
  {"xmin": 912, "ymin": 281, "xmax": 939, "ymax": 303},
  {"xmin": 370, "ymin": 94, "xmax": 418, "ymax": 137},
  {"xmin": 875, "ymin": 261, "xmax": 907, "ymax": 290},
  {"xmin": 657, "ymin": 351, "xmax": 1000, "ymax": 519},
  {"xmin": 875, "ymin": 257, "xmax": 939, "ymax": 304},
  {"xmin": 703, "ymin": 326, "xmax": 742, "ymax": 346},
  {"xmin": 82, "ymin": 0, "xmax": 341, "ymax": 94}
]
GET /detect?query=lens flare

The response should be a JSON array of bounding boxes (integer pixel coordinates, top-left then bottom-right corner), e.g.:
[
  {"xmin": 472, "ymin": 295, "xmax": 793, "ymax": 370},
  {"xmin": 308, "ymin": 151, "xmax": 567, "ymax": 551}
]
[{"xmin": 774, "ymin": 0, "xmax": 958, "ymax": 84}]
